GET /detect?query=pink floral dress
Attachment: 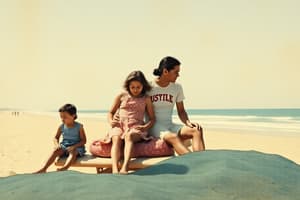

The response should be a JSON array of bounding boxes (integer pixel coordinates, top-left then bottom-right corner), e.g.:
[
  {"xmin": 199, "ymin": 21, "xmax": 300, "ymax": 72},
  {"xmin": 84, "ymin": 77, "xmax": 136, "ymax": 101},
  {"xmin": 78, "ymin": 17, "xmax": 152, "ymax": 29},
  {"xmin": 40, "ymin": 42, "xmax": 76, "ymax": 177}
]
[{"xmin": 103, "ymin": 93, "xmax": 149, "ymax": 143}]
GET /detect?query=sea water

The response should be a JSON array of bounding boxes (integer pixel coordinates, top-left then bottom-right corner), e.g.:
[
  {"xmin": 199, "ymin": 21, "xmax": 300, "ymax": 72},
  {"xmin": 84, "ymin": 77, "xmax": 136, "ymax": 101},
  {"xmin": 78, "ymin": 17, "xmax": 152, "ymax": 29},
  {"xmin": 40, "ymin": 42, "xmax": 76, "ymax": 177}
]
[{"xmin": 77, "ymin": 108, "xmax": 300, "ymax": 135}]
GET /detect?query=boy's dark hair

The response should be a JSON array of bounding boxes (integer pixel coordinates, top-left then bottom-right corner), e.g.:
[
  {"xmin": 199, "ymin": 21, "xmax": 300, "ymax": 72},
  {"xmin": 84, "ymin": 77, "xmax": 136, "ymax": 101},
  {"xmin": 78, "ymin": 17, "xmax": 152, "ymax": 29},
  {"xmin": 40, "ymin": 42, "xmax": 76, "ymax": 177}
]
[
  {"xmin": 153, "ymin": 56, "xmax": 181, "ymax": 76},
  {"xmin": 59, "ymin": 104, "xmax": 77, "ymax": 120},
  {"xmin": 124, "ymin": 70, "xmax": 152, "ymax": 96}
]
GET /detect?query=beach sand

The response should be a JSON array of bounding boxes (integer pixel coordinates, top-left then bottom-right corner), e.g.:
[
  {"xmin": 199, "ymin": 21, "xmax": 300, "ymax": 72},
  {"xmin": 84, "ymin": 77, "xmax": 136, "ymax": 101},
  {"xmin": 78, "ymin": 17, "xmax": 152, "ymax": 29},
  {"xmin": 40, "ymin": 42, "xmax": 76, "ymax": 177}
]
[{"xmin": 0, "ymin": 111, "xmax": 299, "ymax": 177}]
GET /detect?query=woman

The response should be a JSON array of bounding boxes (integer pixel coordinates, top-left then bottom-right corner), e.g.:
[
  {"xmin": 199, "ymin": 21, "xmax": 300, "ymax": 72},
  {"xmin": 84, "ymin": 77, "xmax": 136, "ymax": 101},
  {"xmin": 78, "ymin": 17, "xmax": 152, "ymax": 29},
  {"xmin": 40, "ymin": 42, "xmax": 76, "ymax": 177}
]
[{"xmin": 147, "ymin": 56, "xmax": 205, "ymax": 154}]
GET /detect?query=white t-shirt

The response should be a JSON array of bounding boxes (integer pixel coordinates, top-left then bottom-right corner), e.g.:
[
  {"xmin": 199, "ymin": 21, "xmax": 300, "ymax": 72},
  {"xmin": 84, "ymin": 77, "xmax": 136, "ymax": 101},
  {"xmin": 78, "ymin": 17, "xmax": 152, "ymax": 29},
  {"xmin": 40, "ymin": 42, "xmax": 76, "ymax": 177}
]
[{"xmin": 147, "ymin": 81, "xmax": 185, "ymax": 137}]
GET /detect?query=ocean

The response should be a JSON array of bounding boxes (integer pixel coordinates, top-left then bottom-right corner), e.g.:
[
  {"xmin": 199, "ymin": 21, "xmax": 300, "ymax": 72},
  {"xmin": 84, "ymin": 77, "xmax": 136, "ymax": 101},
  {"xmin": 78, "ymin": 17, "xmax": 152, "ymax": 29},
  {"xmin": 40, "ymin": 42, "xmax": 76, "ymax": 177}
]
[{"xmin": 76, "ymin": 108, "xmax": 300, "ymax": 136}]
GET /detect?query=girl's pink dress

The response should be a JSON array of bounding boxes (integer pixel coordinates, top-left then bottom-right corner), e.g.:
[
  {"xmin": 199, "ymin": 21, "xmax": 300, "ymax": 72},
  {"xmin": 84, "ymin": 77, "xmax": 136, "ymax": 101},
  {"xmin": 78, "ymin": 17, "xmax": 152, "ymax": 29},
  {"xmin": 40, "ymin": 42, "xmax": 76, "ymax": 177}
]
[{"xmin": 103, "ymin": 93, "xmax": 149, "ymax": 143}]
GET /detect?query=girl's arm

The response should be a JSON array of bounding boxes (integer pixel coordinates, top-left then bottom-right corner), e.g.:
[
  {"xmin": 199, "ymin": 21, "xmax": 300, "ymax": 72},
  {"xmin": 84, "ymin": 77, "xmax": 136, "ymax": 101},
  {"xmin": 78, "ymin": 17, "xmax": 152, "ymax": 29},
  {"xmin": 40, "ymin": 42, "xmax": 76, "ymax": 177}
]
[
  {"xmin": 53, "ymin": 126, "xmax": 62, "ymax": 149},
  {"xmin": 176, "ymin": 101, "xmax": 201, "ymax": 130},
  {"xmin": 107, "ymin": 93, "xmax": 122, "ymax": 127},
  {"xmin": 143, "ymin": 96, "xmax": 156, "ymax": 130}
]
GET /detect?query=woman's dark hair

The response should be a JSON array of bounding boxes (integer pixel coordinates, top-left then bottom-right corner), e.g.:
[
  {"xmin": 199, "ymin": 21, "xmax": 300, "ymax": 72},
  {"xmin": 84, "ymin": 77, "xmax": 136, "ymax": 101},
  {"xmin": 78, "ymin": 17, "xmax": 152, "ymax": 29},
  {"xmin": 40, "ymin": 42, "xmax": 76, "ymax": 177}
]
[
  {"xmin": 59, "ymin": 104, "xmax": 77, "ymax": 120},
  {"xmin": 153, "ymin": 56, "xmax": 181, "ymax": 76},
  {"xmin": 124, "ymin": 70, "xmax": 152, "ymax": 96}
]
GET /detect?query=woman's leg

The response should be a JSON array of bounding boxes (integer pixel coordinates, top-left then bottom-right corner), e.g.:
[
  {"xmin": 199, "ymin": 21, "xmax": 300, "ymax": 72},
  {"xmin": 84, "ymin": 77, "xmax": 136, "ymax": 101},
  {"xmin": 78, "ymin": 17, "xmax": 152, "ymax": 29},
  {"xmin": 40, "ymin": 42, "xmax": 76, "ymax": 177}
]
[
  {"xmin": 120, "ymin": 133, "xmax": 142, "ymax": 174},
  {"xmin": 163, "ymin": 133, "xmax": 190, "ymax": 155},
  {"xmin": 111, "ymin": 135, "xmax": 122, "ymax": 174},
  {"xmin": 57, "ymin": 150, "xmax": 78, "ymax": 171},
  {"xmin": 34, "ymin": 148, "xmax": 65, "ymax": 173},
  {"xmin": 179, "ymin": 126, "xmax": 205, "ymax": 151}
]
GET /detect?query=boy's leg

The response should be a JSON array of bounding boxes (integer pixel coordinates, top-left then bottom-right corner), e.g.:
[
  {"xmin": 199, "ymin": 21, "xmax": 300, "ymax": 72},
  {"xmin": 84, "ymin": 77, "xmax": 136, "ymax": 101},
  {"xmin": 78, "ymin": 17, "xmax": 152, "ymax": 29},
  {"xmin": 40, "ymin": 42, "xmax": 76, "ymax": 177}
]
[
  {"xmin": 34, "ymin": 148, "xmax": 65, "ymax": 173},
  {"xmin": 111, "ymin": 135, "xmax": 122, "ymax": 174},
  {"xmin": 57, "ymin": 150, "xmax": 78, "ymax": 171},
  {"xmin": 120, "ymin": 133, "xmax": 142, "ymax": 174},
  {"xmin": 179, "ymin": 126, "xmax": 205, "ymax": 151}
]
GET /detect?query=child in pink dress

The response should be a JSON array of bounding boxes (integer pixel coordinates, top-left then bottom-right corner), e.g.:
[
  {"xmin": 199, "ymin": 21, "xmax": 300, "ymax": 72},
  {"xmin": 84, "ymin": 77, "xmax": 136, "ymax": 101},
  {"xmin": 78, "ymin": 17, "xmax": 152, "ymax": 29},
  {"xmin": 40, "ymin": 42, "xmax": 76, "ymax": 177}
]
[{"xmin": 104, "ymin": 70, "xmax": 155, "ymax": 174}]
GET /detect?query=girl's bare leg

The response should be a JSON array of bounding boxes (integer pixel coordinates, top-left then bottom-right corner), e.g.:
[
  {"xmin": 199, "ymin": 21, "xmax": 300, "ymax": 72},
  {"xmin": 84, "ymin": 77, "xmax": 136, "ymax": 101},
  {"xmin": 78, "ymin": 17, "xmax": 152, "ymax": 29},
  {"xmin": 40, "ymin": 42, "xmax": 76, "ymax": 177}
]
[
  {"xmin": 34, "ymin": 148, "xmax": 65, "ymax": 173},
  {"xmin": 163, "ymin": 133, "xmax": 190, "ymax": 155},
  {"xmin": 120, "ymin": 133, "xmax": 142, "ymax": 175},
  {"xmin": 57, "ymin": 150, "xmax": 78, "ymax": 171},
  {"xmin": 111, "ymin": 135, "xmax": 122, "ymax": 174}
]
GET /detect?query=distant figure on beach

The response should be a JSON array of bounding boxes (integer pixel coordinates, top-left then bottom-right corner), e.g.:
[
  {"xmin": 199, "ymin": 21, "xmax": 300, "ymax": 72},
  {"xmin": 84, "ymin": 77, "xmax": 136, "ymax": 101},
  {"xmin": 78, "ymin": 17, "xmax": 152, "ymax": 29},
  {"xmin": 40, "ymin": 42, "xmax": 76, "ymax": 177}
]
[
  {"xmin": 34, "ymin": 104, "xmax": 86, "ymax": 173},
  {"xmin": 147, "ymin": 56, "xmax": 205, "ymax": 154},
  {"xmin": 103, "ymin": 70, "xmax": 155, "ymax": 174}
]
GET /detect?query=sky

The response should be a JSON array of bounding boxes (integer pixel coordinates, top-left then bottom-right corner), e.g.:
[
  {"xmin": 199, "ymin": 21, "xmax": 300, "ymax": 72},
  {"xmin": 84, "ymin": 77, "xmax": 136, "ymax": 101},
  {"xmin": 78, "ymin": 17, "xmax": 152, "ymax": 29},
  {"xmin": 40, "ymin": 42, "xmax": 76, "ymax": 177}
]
[{"xmin": 1, "ymin": 0, "xmax": 300, "ymax": 110}]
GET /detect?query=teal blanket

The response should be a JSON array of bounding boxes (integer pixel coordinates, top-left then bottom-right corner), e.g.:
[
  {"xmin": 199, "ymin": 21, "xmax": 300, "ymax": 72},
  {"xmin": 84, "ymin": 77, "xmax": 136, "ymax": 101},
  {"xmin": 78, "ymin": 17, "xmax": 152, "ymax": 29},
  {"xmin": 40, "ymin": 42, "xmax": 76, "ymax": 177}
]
[{"xmin": 1, "ymin": 150, "xmax": 299, "ymax": 200}]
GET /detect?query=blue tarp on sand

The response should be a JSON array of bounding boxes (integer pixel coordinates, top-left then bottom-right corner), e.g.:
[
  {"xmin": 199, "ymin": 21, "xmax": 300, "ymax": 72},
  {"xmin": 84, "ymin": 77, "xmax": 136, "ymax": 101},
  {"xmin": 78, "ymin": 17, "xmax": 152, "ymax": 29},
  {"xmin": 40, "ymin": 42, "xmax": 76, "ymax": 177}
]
[{"xmin": 0, "ymin": 150, "xmax": 300, "ymax": 200}]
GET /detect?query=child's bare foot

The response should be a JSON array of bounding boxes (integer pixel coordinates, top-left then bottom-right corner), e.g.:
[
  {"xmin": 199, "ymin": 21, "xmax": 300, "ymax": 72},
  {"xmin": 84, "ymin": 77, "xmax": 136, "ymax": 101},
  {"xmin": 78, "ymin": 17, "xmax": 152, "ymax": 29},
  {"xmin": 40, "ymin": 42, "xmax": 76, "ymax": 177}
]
[
  {"xmin": 112, "ymin": 167, "xmax": 119, "ymax": 174},
  {"xmin": 57, "ymin": 166, "xmax": 68, "ymax": 171},
  {"xmin": 119, "ymin": 170, "xmax": 128, "ymax": 175},
  {"xmin": 119, "ymin": 166, "xmax": 129, "ymax": 175}
]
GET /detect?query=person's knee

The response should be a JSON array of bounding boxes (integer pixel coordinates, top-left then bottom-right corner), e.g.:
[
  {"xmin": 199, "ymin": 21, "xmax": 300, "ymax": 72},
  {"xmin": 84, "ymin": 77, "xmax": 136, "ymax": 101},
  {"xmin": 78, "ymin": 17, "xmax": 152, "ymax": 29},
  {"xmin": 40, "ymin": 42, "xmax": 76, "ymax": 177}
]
[{"xmin": 191, "ymin": 127, "xmax": 203, "ymax": 138}]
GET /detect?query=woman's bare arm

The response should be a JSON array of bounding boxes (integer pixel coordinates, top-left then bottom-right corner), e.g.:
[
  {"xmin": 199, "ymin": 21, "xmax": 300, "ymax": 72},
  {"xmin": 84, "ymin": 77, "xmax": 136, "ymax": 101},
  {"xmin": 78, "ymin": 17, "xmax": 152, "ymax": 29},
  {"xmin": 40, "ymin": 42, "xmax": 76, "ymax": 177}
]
[
  {"xmin": 176, "ymin": 101, "xmax": 201, "ymax": 130},
  {"xmin": 176, "ymin": 101, "xmax": 190, "ymax": 125}
]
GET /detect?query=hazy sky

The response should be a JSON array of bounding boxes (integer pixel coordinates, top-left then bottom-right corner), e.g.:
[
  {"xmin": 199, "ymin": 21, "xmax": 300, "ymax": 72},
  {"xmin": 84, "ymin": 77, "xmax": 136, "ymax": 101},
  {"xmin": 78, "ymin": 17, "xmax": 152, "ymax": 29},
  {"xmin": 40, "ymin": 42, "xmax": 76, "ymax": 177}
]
[{"xmin": 1, "ymin": 0, "xmax": 300, "ymax": 110}]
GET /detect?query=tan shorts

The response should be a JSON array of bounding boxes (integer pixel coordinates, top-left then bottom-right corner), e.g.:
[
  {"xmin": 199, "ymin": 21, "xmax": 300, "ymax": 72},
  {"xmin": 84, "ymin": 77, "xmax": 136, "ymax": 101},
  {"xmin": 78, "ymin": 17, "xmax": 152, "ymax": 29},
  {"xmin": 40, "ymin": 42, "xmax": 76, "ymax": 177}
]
[{"xmin": 148, "ymin": 123, "xmax": 183, "ymax": 139}]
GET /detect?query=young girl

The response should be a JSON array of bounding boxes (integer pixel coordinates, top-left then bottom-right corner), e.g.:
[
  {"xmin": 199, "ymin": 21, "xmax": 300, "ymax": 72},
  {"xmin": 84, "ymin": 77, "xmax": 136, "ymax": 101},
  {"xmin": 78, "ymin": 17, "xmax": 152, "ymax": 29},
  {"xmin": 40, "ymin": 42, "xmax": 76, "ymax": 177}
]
[
  {"xmin": 104, "ymin": 70, "xmax": 155, "ymax": 174},
  {"xmin": 34, "ymin": 104, "xmax": 86, "ymax": 173}
]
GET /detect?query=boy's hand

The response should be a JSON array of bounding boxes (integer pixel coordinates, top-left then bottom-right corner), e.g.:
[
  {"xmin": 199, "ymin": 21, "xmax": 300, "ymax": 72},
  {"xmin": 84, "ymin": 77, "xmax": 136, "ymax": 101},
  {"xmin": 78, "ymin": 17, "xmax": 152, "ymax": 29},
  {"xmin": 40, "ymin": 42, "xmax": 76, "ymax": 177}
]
[
  {"xmin": 53, "ymin": 144, "xmax": 60, "ymax": 150},
  {"xmin": 67, "ymin": 146, "xmax": 75, "ymax": 152}
]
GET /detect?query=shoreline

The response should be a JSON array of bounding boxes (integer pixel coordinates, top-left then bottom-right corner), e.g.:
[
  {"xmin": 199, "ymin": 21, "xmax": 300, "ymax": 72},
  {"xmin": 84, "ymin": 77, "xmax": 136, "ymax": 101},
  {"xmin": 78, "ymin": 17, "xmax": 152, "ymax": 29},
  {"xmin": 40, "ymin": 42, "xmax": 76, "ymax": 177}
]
[{"xmin": 3, "ymin": 109, "xmax": 300, "ymax": 136}]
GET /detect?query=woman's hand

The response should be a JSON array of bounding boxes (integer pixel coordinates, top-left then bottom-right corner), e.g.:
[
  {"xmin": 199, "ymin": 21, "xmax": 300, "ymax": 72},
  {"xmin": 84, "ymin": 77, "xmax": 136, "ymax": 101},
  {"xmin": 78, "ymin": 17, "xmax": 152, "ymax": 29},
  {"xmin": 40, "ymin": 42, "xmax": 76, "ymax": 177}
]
[{"xmin": 186, "ymin": 121, "xmax": 201, "ymax": 131}]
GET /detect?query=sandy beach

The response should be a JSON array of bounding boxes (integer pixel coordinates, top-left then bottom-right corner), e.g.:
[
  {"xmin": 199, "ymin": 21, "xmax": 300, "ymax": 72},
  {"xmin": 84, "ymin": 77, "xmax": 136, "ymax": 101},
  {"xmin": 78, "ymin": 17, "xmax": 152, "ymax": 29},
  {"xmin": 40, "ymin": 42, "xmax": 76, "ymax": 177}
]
[{"xmin": 0, "ymin": 111, "xmax": 299, "ymax": 177}]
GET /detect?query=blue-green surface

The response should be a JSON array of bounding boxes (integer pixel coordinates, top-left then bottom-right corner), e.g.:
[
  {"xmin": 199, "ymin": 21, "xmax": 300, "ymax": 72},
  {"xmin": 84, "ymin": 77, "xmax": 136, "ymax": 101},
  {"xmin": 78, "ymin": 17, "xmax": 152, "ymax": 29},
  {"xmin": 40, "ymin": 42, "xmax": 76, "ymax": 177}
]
[{"xmin": 1, "ymin": 150, "xmax": 300, "ymax": 200}]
